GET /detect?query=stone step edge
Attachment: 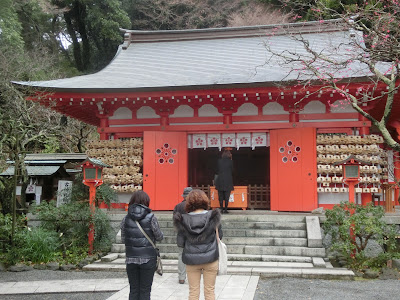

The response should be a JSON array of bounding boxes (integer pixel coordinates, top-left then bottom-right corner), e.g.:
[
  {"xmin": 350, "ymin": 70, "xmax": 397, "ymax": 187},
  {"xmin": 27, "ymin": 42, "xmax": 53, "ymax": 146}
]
[
  {"xmin": 99, "ymin": 258, "xmax": 326, "ymax": 268},
  {"xmin": 106, "ymin": 253, "xmax": 318, "ymax": 263},
  {"xmin": 83, "ymin": 265, "xmax": 354, "ymax": 280}
]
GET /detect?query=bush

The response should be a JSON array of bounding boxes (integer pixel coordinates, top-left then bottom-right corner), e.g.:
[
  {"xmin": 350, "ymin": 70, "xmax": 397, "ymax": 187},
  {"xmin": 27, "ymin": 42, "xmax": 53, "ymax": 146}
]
[
  {"xmin": 323, "ymin": 202, "xmax": 397, "ymax": 271},
  {"xmin": 0, "ymin": 213, "xmax": 26, "ymax": 253},
  {"xmin": 0, "ymin": 213, "xmax": 26, "ymax": 263},
  {"xmin": 69, "ymin": 174, "xmax": 118, "ymax": 207},
  {"xmin": 34, "ymin": 200, "xmax": 113, "ymax": 253},
  {"xmin": 7, "ymin": 227, "xmax": 60, "ymax": 264}
]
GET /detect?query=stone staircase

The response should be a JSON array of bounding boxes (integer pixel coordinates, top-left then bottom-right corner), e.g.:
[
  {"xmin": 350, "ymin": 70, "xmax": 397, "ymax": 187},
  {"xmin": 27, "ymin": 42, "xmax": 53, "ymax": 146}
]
[{"xmin": 83, "ymin": 211, "xmax": 354, "ymax": 279}]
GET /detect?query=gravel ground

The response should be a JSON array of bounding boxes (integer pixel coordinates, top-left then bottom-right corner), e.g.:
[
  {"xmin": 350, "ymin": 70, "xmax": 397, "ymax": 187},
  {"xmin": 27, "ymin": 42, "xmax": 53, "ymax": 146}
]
[
  {"xmin": 254, "ymin": 277, "xmax": 400, "ymax": 300},
  {"xmin": 1, "ymin": 270, "xmax": 400, "ymax": 300}
]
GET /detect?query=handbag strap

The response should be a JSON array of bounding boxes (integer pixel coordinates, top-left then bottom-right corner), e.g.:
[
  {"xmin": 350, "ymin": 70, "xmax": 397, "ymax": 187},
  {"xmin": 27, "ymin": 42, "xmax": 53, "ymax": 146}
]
[{"xmin": 135, "ymin": 220, "xmax": 157, "ymax": 249}]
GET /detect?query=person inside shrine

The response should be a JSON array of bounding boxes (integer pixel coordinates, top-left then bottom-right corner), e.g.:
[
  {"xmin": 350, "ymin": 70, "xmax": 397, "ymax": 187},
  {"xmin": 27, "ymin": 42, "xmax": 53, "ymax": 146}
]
[{"xmin": 215, "ymin": 149, "xmax": 233, "ymax": 214}]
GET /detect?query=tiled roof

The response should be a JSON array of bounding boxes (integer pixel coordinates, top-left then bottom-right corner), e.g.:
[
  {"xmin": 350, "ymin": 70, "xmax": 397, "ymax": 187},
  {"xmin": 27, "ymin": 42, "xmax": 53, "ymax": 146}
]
[
  {"xmin": 13, "ymin": 20, "xmax": 381, "ymax": 92},
  {"xmin": 0, "ymin": 166, "xmax": 61, "ymax": 176}
]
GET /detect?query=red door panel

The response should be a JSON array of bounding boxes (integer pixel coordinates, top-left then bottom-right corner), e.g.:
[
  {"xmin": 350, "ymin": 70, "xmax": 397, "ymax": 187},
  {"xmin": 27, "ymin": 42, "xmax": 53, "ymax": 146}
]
[
  {"xmin": 143, "ymin": 131, "xmax": 188, "ymax": 210},
  {"xmin": 270, "ymin": 128, "xmax": 317, "ymax": 212}
]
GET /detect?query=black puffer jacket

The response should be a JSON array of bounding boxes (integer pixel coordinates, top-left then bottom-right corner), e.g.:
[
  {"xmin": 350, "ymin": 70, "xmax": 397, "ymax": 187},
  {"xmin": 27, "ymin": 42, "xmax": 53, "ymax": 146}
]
[
  {"xmin": 173, "ymin": 209, "xmax": 222, "ymax": 265},
  {"xmin": 124, "ymin": 204, "xmax": 157, "ymax": 259}
]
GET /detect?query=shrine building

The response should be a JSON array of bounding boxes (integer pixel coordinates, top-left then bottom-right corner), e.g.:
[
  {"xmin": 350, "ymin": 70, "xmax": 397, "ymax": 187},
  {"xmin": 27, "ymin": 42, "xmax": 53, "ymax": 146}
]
[{"xmin": 16, "ymin": 20, "xmax": 400, "ymax": 212}]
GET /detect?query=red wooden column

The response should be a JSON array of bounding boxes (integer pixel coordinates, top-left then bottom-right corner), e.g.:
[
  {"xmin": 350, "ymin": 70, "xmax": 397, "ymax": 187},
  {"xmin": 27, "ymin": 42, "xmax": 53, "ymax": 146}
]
[
  {"xmin": 394, "ymin": 122, "xmax": 400, "ymax": 206},
  {"xmin": 289, "ymin": 111, "xmax": 299, "ymax": 123},
  {"xmin": 98, "ymin": 116, "xmax": 109, "ymax": 209},
  {"xmin": 99, "ymin": 117, "xmax": 109, "ymax": 140},
  {"xmin": 223, "ymin": 112, "xmax": 232, "ymax": 125},
  {"xmin": 395, "ymin": 151, "xmax": 400, "ymax": 206},
  {"xmin": 159, "ymin": 112, "xmax": 170, "ymax": 129},
  {"xmin": 359, "ymin": 115, "xmax": 372, "ymax": 205},
  {"xmin": 359, "ymin": 115, "xmax": 370, "ymax": 136}
]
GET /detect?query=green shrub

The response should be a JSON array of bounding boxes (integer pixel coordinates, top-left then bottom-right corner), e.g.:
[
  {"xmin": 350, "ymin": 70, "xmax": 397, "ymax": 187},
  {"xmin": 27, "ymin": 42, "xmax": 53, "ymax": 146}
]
[
  {"xmin": 36, "ymin": 200, "xmax": 90, "ymax": 249},
  {"xmin": 69, "ymin": 174, "xmax": 118, "ymax": 207},
  {"xmin": 34, "ymin": 200, "xmax": 113, "ymax": 253},
  {"xmin": 0, "ymin": 213, "xmax": 26, "ymax": 253},
  {"xmin": 323, "ymin": 202, "xmax": 397, "ymax": 271},
  {"xmin": 7, "ymin": 227, "xmax": 60, "ymax": 264},
  {"xmin": 93, "ymin": 208, "xmax": 114, "ymax": 252}
]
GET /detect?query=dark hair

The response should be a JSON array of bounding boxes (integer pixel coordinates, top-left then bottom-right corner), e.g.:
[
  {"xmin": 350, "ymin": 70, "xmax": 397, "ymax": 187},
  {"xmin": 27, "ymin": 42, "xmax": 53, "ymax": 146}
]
[
  {"xmin": 129, "ymin": 190, "xmax": 150, "ymax": 207},
  {"xmin": 185, "ymin": 189, "xmax": 209, "ymax": 213},
  {"xmin": 222, "ymin": 150, "xmax": 232, "ymax": 159}
]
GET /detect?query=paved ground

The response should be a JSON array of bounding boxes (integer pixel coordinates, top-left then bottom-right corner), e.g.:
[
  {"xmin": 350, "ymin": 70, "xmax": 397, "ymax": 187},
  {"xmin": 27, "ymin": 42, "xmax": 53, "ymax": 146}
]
[
  {"xmin": 0, "ymin": 270, "xmax": 258, "ymax": 300},
  {"xmin": 1, "ymin": 269, "xmax": 400, "ymax": 300}
]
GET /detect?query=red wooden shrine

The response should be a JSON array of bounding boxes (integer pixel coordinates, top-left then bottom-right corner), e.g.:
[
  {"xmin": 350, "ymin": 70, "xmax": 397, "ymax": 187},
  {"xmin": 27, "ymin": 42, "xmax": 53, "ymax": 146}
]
[{"xmin": 18, "ymin": 21, "xmax": 400, "ymax": 211}]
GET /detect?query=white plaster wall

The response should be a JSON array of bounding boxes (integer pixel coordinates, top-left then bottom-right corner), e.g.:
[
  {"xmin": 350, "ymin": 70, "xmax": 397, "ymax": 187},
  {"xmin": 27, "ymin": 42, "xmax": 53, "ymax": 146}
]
[
  {"xmin": 330, "ymin": 99, "xmax": 357, "ymax": 113},
  {"xmin": 233, "ymin": 103, "xmax": 258, "ymax": 116},
  {"xmin": 262, "ymin": 102, "xmax": 288, "ymax": 115},
  {"xmin": 137, "ymin": 106, "xmax": 160, "ymax": 119},
  {"xmin": 109, "ymin": 107, "xmax": 133, "ymax": 120},
  {"xmin": 170, "ymin": 105, "xmax": 194, "ymax": 118},
  {"xmin": 318, "ymin": 193, "xmax": 354, "ymax": 205},
  {"xmin": 198, "ymin": 104, "xmax": 222, "ymax": 117},
  {"xmin": 302, "ymin": 101, "xmax": 326, "ymax": 114}
]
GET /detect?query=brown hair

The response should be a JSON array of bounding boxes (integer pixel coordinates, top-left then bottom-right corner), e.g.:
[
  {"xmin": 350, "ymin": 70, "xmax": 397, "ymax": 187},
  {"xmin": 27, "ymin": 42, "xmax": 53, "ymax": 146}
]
[
  {"xmin": 222, "ymin": 150, "xmax": 232, "ymax": 159},
  {"xmin": 129, "ymin": 190, "xmax": 150, "ymax": 207},
  {"xmin": 185, "ymin": 189, "xmax": 209, "ymax": 213}
]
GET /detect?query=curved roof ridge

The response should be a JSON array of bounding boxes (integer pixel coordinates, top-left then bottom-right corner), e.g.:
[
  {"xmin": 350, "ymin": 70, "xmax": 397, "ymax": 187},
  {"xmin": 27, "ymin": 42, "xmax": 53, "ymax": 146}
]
[{"xmin": 120, "ymin": 19, "xmax": 347, "ymax": 48}]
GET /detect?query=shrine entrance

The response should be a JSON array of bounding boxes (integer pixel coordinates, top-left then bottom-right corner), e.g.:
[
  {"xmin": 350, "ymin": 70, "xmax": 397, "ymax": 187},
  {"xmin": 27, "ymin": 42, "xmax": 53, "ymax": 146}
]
[{"xmin": 188, "ymin": 133, "xmax": 270, "ymax": 210}]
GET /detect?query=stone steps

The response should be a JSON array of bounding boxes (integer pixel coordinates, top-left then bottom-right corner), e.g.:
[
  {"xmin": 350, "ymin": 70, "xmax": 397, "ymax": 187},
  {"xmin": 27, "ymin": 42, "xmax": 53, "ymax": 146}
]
[
  {"xmin": 83, "ymin": 258, "xmax": 354, "ymax": 280},
  {"xmin": 89, "ymin": 211, "xmax": 354, "ymax": 279}
]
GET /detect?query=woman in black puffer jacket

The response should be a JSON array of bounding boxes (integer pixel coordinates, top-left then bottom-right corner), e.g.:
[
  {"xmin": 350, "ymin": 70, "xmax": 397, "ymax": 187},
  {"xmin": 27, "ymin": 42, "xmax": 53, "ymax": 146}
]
[
  {"xmin": 173, "ymin": 189, "xmax": 223, "ymax": 300},
  {"xmin": 120, "ymin": 191, "xmax": 163, "ymax": 300}
]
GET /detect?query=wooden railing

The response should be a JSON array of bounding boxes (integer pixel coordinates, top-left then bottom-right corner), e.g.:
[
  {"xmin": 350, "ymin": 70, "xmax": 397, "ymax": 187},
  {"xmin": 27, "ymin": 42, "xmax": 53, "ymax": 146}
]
[{"xmin": 248, "ymin": 184, "xmax": 270, "ymax": 209}]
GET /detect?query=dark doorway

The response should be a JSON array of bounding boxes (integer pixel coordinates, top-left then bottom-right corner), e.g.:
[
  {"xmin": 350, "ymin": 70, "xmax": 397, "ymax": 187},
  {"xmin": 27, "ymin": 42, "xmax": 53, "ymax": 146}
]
[{"xmin": 188, "ymin": 147, "xmax": 270, "ymax": 187}]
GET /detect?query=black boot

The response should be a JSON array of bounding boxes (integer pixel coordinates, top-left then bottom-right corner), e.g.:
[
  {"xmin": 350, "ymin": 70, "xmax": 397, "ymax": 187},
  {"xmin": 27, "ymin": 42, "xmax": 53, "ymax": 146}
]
[
  {"xmin": 219, "ymin": 200, "xmax": 224, "ymax": 213},
  {"xmin": 224, "ymin": 201, "xmax": 229, "ymax": 213}
]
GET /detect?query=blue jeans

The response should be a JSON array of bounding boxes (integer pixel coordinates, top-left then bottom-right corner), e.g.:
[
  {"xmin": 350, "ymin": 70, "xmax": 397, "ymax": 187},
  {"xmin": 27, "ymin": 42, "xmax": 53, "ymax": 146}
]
[{"xmin": 126, "ymin": 258, "xmax": 157, "ymax": 300}]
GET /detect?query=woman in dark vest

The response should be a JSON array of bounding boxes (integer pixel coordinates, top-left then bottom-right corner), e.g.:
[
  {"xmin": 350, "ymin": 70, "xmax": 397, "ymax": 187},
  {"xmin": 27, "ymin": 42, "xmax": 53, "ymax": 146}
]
[
  {"xmin": 215, "ymin": 149, "xmax": 233, "ymax": 213},
  {"xmin": 120, "ymin": 191, "xmax": 163, "ymax": 300},
  {"xmin": 173, "ymin": 189, "xmax": 223, "ymax": 300}
]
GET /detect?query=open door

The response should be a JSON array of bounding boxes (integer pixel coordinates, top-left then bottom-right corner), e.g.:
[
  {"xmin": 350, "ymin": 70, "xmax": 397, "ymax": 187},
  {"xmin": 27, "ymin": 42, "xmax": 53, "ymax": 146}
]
[
  {"xmin": 270, "ymin": 128, "xmax": 317, "ymax": 211},
  {"xmin": 143, "ymin": 131, "xmax": 188, "ymax": 210}
]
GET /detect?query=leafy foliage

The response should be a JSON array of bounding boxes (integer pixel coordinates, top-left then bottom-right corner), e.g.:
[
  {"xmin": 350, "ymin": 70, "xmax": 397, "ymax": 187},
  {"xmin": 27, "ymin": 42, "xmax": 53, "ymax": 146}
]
[
  {"xmin": 323, "ymin": 202, "xmax": 397, "ymax": 270},
  {"xmin": 68, "ymin": 174, "xmax": 118, "ymax": 207},
  {"xmin": 0, "ymin": 213, "xmax": 26, "ymax": 252},
  {"xmin": 8, "ymin": 227, "xmax": 60, "ymax": 264},
  {"xmin": 34, "ymin": 200, "xmax": 113, "ymax": 253}
]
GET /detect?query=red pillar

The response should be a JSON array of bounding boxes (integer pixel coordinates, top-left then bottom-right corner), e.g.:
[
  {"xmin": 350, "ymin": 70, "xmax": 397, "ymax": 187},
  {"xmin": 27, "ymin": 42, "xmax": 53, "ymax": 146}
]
[
  {"xmin": 88, "ymin": 184, "xmax": 96, "ymax": 255},
  {"xmin": 223, "ymin": 112, "xmax": 232, "ymax": 125},
  {"xmin": 289, "ymin": 112, "xmax": 299, "ymax": 123},
  {"xmin": 159, "ymin": 112, "xmax": 170, "ymax": 128},
  {"xmin": 99, "ymin": 117, "xmax": 109, "ymax": 140},
  {"xmin": 395, "ymin": 151, "xmax": 400, "ymax": 205},
  {"xmin": 359, "ymin": 115, "xmax": 370, "ymax": 135}
]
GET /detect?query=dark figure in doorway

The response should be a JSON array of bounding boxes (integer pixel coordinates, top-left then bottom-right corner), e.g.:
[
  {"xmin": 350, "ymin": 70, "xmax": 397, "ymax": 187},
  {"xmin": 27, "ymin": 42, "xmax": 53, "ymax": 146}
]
[{"xmin": 215, "ymin": 150, "xmax": 233, "ymax": 214}]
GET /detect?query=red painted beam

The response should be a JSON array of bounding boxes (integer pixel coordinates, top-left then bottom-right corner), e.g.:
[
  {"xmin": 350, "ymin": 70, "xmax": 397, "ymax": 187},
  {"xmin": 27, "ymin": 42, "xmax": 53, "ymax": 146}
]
[{"xmin": 99, "ymin": 120, "xmax": 370, "ymax": 134}]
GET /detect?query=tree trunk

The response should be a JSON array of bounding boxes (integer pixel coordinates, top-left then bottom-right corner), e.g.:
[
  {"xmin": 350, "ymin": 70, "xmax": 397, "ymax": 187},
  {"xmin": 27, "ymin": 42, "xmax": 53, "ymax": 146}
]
[{"xmin": 64, "ymin": 12, "xmax": 83, "ymax": 71}]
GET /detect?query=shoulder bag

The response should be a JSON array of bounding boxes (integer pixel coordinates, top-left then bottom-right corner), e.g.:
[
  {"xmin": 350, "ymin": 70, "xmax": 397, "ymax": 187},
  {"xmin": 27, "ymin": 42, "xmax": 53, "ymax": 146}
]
[
  {"xmin": 216, "ymin": 227, "xmax": 228, "ymax": 275},
  {"xmin": 135, "ymin": 220, "xmax": 163, "ymax": 276}
]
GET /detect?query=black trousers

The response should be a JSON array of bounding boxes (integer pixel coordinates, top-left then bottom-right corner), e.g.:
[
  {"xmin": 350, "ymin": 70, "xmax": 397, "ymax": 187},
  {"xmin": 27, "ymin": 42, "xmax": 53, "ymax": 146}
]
[
  {"xmin": 126, "ymin": 258, "xmax": 157, "ymax": 300},
  {"xmin": 218, "ymin": 190, "xmax": 231, "ymax": 209}
]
